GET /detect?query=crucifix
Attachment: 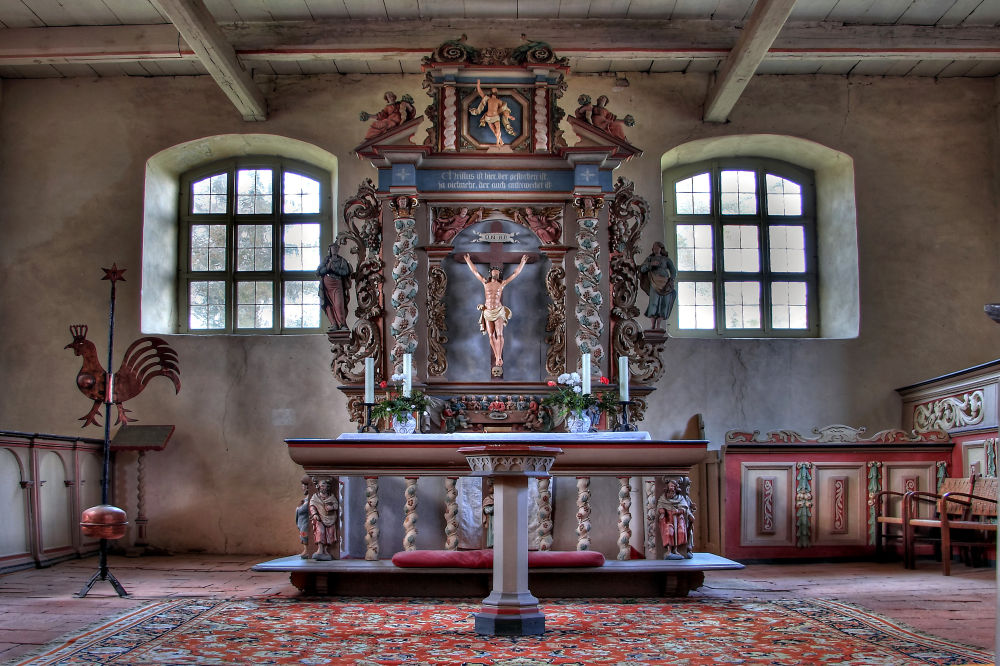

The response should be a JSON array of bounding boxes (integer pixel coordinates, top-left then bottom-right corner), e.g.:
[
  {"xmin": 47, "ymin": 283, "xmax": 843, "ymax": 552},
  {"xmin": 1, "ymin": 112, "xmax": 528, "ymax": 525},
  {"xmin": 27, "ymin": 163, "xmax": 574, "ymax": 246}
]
[{"xmin": 455, "ymin": 220, "xmax": 541, "ymax": 377}]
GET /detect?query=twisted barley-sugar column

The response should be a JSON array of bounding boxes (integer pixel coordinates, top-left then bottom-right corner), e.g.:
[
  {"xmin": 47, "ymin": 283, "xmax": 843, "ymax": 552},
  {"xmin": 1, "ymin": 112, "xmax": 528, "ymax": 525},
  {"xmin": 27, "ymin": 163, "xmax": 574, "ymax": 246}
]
[
  {"xmin": 364, "ymin": 476, "xmax": 379, "ymax": 561},
  {"xmin": 644, "ymin": 478, "xmax": 657, "ymax": 560},
  {"xmin": 537, "ymin": 476, "xmax": 553, "ymax": 551},
  {"xmin": 444, "ymin": 477, "xmax": 459, "ymax": 551},
  {"xmin": 576, "ymin": 476, "xmax": 591, "ymax": 551},
  {"xmin": 403, "ymin": 477, "xmax": 419, "ymax": 551},
  {"xmin": 442, "ymin": 85, "xmax": 457, "ymax": 151},
  {"xmin": 390, "ymin": 197, "xmax": 419, "ymax": 375},
  {"xmin": 533, "ymin": 87, "xmax": 548, "ymax": 152},
  {"xmin": 617, "ymin": 476, "xmax": 633, "ymax": 561}
]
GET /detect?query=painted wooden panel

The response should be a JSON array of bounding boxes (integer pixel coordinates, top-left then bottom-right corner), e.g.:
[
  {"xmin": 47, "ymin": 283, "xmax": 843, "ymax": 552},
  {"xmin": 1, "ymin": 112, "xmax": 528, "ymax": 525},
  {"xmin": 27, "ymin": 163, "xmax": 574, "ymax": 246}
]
[
  {"xmin": 812, "ymin": 463, "xmax": 866, "ymax": 546},
  {"xmin": 740, "ymin": 463, "xmax": 794, "ymax": 547},
  {"xmin": 0, "ymin": 449, "xmax": 30, "ymax": 558},
  {"xmin": 883, "ymin": 462, "xmax": 939, "ymax": 520}
]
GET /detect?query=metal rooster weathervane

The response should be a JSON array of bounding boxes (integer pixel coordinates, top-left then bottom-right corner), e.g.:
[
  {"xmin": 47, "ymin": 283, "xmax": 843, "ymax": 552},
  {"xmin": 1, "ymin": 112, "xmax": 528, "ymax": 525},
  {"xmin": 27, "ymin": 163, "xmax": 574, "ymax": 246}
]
[{"xmin": 66, "ymin": 265, "xmax": 181, "ymax": 427}]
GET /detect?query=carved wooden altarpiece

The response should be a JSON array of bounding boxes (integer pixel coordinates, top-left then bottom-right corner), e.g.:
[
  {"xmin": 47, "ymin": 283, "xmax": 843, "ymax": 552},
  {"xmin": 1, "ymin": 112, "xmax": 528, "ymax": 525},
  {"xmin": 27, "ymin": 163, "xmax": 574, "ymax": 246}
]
[{"xmin": 330, "ymin": 39, "xmax": 668, "ymax": 432}]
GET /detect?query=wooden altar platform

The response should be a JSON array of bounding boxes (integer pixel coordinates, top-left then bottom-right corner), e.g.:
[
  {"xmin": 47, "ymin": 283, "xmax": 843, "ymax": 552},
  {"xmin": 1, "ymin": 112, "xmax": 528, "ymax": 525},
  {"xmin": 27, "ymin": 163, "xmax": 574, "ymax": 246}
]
[{"xmin": 252, "ymin": 552, "xmax": 743, "ymax": 598}]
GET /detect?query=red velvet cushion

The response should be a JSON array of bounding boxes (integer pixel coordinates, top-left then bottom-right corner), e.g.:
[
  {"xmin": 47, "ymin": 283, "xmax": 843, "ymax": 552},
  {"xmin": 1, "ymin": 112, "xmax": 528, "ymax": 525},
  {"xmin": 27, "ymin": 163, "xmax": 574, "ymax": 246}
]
[{"xmin": 391, "ymin": 549, "xmax": 605, "ymax": 568}]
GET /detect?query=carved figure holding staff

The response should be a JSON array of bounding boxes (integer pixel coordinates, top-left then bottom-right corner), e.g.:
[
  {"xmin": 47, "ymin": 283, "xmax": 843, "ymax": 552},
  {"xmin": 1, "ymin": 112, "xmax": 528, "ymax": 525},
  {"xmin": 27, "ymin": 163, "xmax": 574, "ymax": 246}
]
[{"xmin": 463, "ymin": 253, "xmax": 528, "ymax": 369}]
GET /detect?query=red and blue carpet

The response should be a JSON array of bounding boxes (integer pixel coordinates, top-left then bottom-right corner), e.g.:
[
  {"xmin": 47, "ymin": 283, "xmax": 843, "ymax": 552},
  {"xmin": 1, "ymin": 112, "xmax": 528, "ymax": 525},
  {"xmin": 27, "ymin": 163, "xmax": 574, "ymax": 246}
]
[{"xmin": 14, "ymin": 597, "xmax": 992, "ymax": 665}]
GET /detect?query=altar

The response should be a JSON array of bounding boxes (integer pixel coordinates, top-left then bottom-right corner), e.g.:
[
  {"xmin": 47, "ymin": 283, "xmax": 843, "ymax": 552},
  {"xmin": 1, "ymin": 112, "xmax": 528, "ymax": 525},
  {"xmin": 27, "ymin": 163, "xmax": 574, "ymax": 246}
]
[{"xmin": 255, "ymin": 432, "xmax": 742, "ymax": 604}]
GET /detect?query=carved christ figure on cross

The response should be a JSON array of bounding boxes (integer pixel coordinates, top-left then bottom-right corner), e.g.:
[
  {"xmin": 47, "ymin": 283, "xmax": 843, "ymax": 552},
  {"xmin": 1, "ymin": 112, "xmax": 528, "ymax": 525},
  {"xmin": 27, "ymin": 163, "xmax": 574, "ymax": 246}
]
[{"xmin": 463, "ymin": 253, "xmax": 529, "ymax": 368}]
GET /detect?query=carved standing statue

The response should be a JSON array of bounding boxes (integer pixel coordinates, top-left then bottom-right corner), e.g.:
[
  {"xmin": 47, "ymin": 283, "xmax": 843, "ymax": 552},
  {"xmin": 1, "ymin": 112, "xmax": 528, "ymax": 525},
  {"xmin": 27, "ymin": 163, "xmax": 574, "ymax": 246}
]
[
  {"xmin": 639, "ymin": 241, "xmax": 677, "ymax": 330},
  {"xmin": 317, "ymin": 243, "xmax": 352, "ymax": 330},
  {"xmin": 309, "ymin": 477, "xmax": 340, "ymax": 561},
  {"xmin": 470, "ymin": 79, "xmax": 516, "ymax": 147},
  {"xmin": 657, "ymin": 478, "xmax": 694, "ymax": 560},
  {"xmin": 295, "ymin": 475, "xmax": 315, "ymax": 558},
  {"xmin": 463, "ymin": 253, "xmax": 529, "ymax": 369},
  {"xmin": 360, "ymin": 91, "xmax": 416, "ymax": 140}
]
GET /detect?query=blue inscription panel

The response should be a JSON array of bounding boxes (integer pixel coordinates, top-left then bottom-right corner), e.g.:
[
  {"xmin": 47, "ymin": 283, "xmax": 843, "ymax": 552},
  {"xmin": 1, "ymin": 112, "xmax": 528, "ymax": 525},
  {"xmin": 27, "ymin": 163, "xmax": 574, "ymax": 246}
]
[{"xmin": 417, "ymin": 169, "xmax": 574, "ymax": 192}]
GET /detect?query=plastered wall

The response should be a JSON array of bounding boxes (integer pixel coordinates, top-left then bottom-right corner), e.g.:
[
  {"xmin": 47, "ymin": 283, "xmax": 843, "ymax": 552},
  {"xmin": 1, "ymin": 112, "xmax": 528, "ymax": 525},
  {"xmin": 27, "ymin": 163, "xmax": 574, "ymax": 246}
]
[{"xmin": 0, "ymin": 70, "xmax": 997, "ymax": 555}]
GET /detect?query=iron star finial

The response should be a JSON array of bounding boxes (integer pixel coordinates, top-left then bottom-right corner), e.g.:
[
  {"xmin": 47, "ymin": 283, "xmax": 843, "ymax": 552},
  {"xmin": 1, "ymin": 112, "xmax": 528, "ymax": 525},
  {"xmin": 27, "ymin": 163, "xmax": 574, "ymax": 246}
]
[{"xmin": 101, "ymin": 263, "xmax": 126, "ymax": 283}]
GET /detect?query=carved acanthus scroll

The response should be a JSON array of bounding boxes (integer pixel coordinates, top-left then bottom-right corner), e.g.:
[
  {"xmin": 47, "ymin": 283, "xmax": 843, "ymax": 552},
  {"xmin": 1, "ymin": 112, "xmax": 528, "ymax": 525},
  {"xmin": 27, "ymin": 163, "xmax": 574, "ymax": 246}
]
[
  {"xmin": 389, "ymin": 196, "xmax": 419, "ymax": 376},
  {"xmin": 330, "ymin": 179, "xmax": 384, "ymax": 384},
  {"xmin": 426, "ymin": 265, "xmax": 449, "ymax": 376},
  {"xmin": 913, "ymin": 390, "xmax": 984, "ymax": 432},
  {"xmin": 609, "ymin": 177, "xmax": 664, "ymax": 384},
  {"xmin": 544, "ymin": 265, "xmax": 567, "ymax": 377}
]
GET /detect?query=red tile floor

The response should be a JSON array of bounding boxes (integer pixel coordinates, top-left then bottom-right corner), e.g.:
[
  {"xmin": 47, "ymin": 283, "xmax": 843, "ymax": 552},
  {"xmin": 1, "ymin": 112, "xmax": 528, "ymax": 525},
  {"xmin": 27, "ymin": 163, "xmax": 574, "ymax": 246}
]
[{"xmin": 0, "ymin": 554, "xmax": 995, "ymax": 663}]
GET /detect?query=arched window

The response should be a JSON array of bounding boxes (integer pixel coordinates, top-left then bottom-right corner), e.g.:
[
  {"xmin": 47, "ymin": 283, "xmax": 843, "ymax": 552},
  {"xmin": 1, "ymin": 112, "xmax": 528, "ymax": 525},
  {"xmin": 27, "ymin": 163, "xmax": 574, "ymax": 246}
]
[
  {"xmin": 665, "ymin": 158, "xmax": 818, "ymax": 337},
  {"xmin": 177, "ymin": 157, "xmax": 332, "ymax": 334}
]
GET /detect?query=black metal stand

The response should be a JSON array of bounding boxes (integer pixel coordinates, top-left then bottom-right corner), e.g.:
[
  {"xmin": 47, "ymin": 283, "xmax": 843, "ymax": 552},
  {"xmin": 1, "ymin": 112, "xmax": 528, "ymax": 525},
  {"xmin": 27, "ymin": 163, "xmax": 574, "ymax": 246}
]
[
  {"xmin": 358, "ymin": 402, "xmax": 380, "ymax": 433},
  {"xmin": 615, "ymin": 400, "xmax": 637, "ymax": 432},
  {"xmin": 76, "ymin": 539, "xmax": 128, "ymax": 598}
]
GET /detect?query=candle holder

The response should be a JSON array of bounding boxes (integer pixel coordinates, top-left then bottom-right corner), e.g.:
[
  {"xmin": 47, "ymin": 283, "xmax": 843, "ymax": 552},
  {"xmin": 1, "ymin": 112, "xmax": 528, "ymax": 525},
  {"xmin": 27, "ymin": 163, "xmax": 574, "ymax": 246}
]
[
  {"xmin": 358, "ymin": 402, "xmax": 380, "ymax": 433},
  {"xmin": 615, "ymin": 400, "xmax": 637, "ymax": 432}
]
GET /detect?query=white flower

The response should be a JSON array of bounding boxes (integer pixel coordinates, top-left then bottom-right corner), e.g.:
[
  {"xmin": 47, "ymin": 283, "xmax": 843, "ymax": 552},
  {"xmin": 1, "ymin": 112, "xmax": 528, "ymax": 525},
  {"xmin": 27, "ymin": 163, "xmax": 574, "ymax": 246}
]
[
  {"xmin": 570, "ymin": 372, "xmax": 581, "ymax": 384},
  {"xmin": 391, "ymin": 373, "xmax": 405, "ymax": 382},
  {"xmin": 557, "ymin": 373, "xmax": 570, "ymax": 384},
  {"xmin": 573, "ymin": 385, "xmax": 582, "ymax": 393}
]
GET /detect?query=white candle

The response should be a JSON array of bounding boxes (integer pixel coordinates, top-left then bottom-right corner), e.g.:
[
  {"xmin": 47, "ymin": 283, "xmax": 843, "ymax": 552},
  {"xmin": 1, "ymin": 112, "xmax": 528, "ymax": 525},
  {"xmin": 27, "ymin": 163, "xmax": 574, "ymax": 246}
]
[
  {"xmin": 581, "ymin": 353, "xmax": 591, "ymax": 395},
  {"xmin": 364, "ymin": 357, "xmax": 375, "ymax": 404},
  {"xmin": 618, "ymin": 356, "xmax": 629, "ymax": 402},
  {"xmin": 402, "ymin": 353, "xmax": 412, "ymax": 397}
]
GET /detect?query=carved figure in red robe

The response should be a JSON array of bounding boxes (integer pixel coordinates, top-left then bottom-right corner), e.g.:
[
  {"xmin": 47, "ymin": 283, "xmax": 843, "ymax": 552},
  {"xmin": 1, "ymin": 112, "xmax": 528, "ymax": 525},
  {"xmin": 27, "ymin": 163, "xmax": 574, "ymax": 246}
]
[
  {"xmin": 433, "ymin": 206, "xmax": 483, "ymax": 244},
  {"xmin": 309, "ymin": 477, "xmax": 339, "ymax": 561},
  {"xmin": 360, "ymin": 91, "xmax": 416, "ymax": 140},
  {"xmin": 511, "ymin": 207, "xmax": 561, "ymax": 244},
  {"xmin": 657, "ymin": 478, "xmax": 694, "ymax": 560}
]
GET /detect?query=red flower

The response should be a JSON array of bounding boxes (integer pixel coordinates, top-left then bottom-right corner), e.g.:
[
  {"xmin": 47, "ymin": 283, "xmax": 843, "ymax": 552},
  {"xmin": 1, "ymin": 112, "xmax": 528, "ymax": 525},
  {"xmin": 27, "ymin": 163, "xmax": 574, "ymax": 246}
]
[
  {"xmin": 379, "ymin": 380, "xmax": 387, "ymax": 388},
  {"xmin": 599, "ymin": 376, "xmax": 610, "ymax": 385},
  {"xmin": 547, "ymin": 380, "xmax": 557, "ymax": 386}
]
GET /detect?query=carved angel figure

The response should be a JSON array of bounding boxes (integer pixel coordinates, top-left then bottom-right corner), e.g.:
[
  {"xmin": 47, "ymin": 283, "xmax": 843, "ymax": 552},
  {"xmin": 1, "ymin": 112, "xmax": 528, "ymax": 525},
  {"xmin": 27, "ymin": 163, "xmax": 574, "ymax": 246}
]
[{"xmin": 506, "ymin": 207, "xmax": 562, "ymax": 244}]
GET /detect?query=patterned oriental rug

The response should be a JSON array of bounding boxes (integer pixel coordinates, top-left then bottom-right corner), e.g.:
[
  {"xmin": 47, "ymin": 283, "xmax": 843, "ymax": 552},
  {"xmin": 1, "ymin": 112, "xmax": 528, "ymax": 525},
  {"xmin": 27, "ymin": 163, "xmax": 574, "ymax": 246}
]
[{"xmin": 14, "ymin": 597, "xmax": 993, "ymax": 666}]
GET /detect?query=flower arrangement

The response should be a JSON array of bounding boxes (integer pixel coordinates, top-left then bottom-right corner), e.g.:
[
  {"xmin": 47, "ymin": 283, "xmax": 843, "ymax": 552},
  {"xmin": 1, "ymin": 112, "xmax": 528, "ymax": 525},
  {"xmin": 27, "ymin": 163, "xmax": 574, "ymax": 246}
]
[
  {"xmin": 371, "ymin": 373, "xmax": 429, "ymax": 422},
  {"xmin": 541, "ymin": 371, "xmax": 617, "ymax": 418}
]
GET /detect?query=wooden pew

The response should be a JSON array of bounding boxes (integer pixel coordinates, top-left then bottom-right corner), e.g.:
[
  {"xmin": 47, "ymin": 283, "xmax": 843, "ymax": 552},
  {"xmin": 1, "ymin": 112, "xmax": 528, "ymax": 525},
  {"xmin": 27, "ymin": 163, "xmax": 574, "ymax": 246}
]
[{"xmin": 905, "ymin": 476, "xmax": 997, "ymax": 575}]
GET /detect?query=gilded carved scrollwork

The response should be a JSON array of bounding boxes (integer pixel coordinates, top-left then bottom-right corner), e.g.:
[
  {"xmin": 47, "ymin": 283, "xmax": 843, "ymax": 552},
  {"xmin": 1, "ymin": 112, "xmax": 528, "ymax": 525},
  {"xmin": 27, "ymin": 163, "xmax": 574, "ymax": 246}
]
[
  {"xmin": 544, "ymin": 265, "xmax": 567, "ymax": 377},
  {"xmin": 426, "ymin": 265, "xmax": 449, "ymax": 376},
  {"xmin": 330, "ymin": 179, "xmax": 384, "ymax": 384},
  {"xmin": 608, "ymin": 177, "xmax": 665, "ymax": 384}
]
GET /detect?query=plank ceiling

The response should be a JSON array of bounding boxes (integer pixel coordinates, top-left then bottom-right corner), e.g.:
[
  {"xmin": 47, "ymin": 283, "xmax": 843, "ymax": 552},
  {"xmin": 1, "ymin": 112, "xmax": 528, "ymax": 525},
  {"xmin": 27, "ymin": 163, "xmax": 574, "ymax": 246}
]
[{"xmin": 0, "ymin": 0, "xmax": 997, "ymax": 120}]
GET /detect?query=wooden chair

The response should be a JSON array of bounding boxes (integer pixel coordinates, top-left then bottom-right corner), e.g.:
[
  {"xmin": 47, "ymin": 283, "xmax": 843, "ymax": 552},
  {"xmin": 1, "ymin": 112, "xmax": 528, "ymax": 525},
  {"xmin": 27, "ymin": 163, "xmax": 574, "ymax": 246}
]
[
  {"xmin": 873, "ymin": 476, "xmax": 972, "ymax": 564},
  {"xmin": 905, "ymin": 476, "xmax": 997, "ymax": 575}
]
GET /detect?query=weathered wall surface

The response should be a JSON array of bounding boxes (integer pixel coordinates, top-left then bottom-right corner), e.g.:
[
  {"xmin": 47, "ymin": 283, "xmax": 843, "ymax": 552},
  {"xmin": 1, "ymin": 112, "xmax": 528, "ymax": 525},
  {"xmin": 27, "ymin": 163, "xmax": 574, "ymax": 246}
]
[{"xmin": 0, "ymin": 71, "xmax": 996, "ymax": 555}]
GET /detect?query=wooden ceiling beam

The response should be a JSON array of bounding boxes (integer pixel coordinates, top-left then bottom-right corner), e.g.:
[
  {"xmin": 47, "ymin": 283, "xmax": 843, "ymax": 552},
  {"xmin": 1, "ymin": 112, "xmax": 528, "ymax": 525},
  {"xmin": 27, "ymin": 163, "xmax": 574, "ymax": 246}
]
[
  {"xmin": 704, "ymin": 0, "xmax": 797, "ymax": 124},
  {"xmin": 151, "ymin": 0, "xmax": 266, "ymax": 121},
  {"xmin": 1, "ymin": 19, "xmax": 997, "ymax": 67}
]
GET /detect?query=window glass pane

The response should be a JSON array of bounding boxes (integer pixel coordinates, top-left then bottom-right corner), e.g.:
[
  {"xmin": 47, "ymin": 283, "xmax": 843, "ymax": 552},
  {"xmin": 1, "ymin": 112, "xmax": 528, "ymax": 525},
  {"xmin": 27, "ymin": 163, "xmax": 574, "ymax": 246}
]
[
  {"xmin": 236, "ymin": 281, "xmax": 274, "ymax": 329},
  {"xmin": 284, "ymin": 172, "xmax": 321, "ymax": 214},
  {"xmin": 236, "ymin": 225, "xmax": 273, "ymax": 271},
  {"xmin": 192, "ymin": 173, "xmax": 227, "ymax": 214},
  {"xmin": 190, "ymin": 224, "xmax": 227, "ymax": 271},
  {"xmin": 676, "ymin": 224, "xmax": 713, "ymax": 271},
  {"xmin": 237, "ymin": 169, "xmax": 274, "ymax": 215},
  {"xmin": 677, "ymin": 281, "xmax": 715, "ymax": 329},
  {"xmin": 674, "ymin": 172, "xmax": 711, "ymax": 215},
  {"xmin": 722, "ymin": 225, "xmax": 760, "ymax": 272},
  {"xmin": 283, "ymin": 224, "xmax": 321, "ymax": 271},
  {"xmin": 772, "ymin": 282, "xmax": 808, "ymax": 329},
  {"xmin": 720, "ymin": 170, "xmax": 757, "ymax": 215},
  {"xmin": 765, "ymin": 174, "xmax": 803, "ymax": 216},
  {"xmin": 769, "ymin": 226, "xmax": 806, "ymax": 273},
  {"xmin": 724, "ymin": 281, "xmax": 761, "ymax": 329},
  {"xmin": 283, "ymin": 280, "xmax": 321, "ymax": 328},
  {"xmin": 189, "ymin": 280, "xmax": 226, "ymax": 329}
]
